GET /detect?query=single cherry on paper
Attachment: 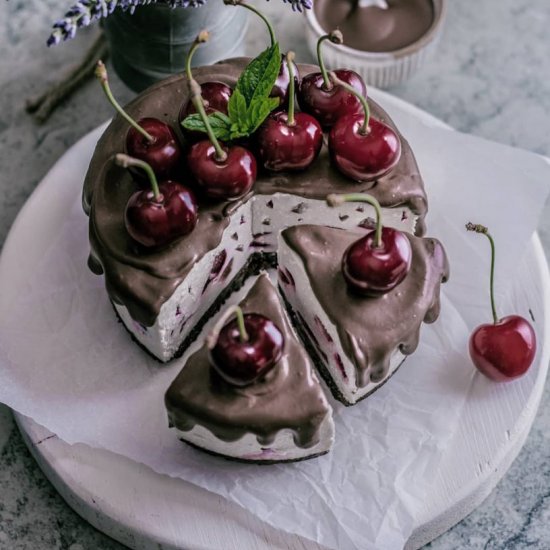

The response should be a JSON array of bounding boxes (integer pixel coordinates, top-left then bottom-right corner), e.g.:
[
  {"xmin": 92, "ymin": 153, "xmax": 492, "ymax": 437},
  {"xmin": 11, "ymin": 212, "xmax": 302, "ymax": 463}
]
[
  {"xmin": 184, "ymin": 33, "xmax": 257, "ymax": 200},
  {"xmin": 256, "ymin": 51, "xmax": 323, "ymax": 172},
  {"xmin": 115, "ymin": 154, "xmax": 198, "ymax": 248},
  {"xmin": 298, "ymin": 30, "xmax": 366, "ymax": 128},
  {"xmin": 466, "ymin": 223, "xmax": 536, "ymax": 381},
  {"xmin": 207, "ymin": 306, "xmax": 285, "ymax": 386},
  {"xmin": 95, "ymin": 61, "xmax": 182, "ymax": 181},
  {"xmin": 327, "ymin": 71, "xmax": 401, "ymax": 182},
  {"xmin": 224, "ymin": 0, "xmax": 299, "ymax": 105},
  {"xmin": 327, "ymin": 193, "xmax": 412, "ymax": 296},
  {"xmin": 178, "ymin": 31, "xmax": 232, "ymax": 139}
]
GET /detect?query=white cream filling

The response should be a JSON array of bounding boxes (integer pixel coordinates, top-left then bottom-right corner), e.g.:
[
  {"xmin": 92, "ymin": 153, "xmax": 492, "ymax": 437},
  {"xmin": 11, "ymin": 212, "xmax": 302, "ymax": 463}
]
[
  {"xmin": 278, "ymin": 236, "xmax": 405, "ymax": 405},
  {"xmin": 114, "ymin": 193, "xmax": 417, "ymax": 362},
  {"xmin": 175, "ymin": 413, "xmax": 335, "ymax": 461}
]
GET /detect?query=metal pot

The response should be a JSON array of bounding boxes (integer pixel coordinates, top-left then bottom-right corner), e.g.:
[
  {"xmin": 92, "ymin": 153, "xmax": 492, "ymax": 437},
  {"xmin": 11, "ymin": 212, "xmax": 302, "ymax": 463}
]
[{"xmin": 103, "ymin": 2, "xmax": 248, "ymax": 92}]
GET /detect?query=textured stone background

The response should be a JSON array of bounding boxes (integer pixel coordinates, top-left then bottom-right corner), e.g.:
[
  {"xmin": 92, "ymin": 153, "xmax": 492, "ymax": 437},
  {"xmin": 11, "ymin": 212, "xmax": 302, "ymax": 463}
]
[{"xmin": 0, "ymin": 0, "xmax": 549, "ymax": 548}]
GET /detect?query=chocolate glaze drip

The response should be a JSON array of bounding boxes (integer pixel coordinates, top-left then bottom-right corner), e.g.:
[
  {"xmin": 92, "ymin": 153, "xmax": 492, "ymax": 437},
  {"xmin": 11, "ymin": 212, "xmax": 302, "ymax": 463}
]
[
  {"xmin": 165, "ymin": 274, "xmax": 331, "ymax": 449},
  {"xmin": 282, "ymin": 225, "xmax": 449, "ymax": 387},
  {"xmin": 83, "ymin": 58, "xmax": 427, "ymax": 326},
  {"xmin": 314, "ymin": 0, "xmax": 435, "ymax": 53}
]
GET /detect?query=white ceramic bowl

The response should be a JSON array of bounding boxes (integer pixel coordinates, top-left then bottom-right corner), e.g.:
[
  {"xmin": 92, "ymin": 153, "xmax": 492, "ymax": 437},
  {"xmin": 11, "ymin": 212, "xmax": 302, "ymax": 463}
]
[{"xmin": 304, "ymin": 0, "xmax": 447, "ymax": 89}]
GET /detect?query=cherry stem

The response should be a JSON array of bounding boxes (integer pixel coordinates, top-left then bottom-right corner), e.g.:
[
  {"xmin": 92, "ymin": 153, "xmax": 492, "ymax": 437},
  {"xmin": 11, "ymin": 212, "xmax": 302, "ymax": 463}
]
[
  {"xmin": 286, "ymin": 51, "xmax": 296, "ymax": 126},
  {"xmin": 327, "ymin": 193, "xmax": 383, "ymax": 248},
  {"xmin": 225, "ymin": 0, "xmax": 275, "ymax": 46},
  {"xmin": 115, "ymin": 154, "xmax": 161, "ymax": 202},
  {"xmin": 206, "ymin": 305, "xmax": 249, "ymax": 349},
  {"xmin": 185, "ymin": 30, "xmax": 208, "ymax": 83},
  {"xmin": 329, "ymin": 71, "xmax": 370, "ymax": 135},
  {"xmin": 317, "ymin": 30, "xmax": 343, "ymax": 90},
  {"xmin": 186, "ymin": 33, "xmax": 228, "ymax": 163},
  {"xmin": 466, "ymin": 222, "xmax": 499, "ymax": 325},
  {"xmin": 95, "ymin": 61, "xmax": 155, "ymax": 143}
]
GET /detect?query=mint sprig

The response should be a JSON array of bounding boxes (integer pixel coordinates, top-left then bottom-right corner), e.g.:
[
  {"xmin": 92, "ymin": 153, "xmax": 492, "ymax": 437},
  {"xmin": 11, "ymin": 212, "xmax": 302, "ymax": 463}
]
[{"xmin": 182, "ymin": 43, "xmax": 281, "ymax": 141}]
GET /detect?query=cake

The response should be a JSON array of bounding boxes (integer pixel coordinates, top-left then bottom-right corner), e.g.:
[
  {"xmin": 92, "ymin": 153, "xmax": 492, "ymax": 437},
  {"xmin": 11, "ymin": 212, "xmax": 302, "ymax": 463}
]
[
  {"xmin": 165, "ymin": 273, "xmax": 335, "ymax": 463},
  {"xmin": 83, "ymin": 47, "xmax": 450, "ymax": 462},
  {"xmin": 278, "ymin": 224, "xmax": 449, "ymax": 405},
  {"xmin": 83, "ymin": 58, "xmax": 428, "ymax": 363}
]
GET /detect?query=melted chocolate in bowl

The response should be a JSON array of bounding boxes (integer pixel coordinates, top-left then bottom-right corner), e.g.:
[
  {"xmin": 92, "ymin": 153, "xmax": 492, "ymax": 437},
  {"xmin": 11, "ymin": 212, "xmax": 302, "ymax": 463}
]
[{"xmin": 314, "ymin": 0, "xmax": 434, "ymax": 53}]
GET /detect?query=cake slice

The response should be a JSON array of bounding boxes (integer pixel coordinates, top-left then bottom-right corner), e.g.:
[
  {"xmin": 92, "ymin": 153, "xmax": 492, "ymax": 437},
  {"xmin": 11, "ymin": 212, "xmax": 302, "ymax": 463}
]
[
  {"xmin": 165, "ymin": 273, "xmax": 335, "ymax": 463},
  {"xmin": 278, "ymin": 225, "xmax": 449, "ymax": 405}
]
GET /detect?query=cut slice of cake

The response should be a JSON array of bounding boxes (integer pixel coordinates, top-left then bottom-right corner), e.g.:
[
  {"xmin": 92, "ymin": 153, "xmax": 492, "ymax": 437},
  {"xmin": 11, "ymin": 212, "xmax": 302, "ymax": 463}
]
[
  {"xmin": 165, "ymin": 273, "xmax": 335, "ymax": 463},
  {"xmin": 278, "ymin": 225, "xmax": 449, "ymax": 405}
]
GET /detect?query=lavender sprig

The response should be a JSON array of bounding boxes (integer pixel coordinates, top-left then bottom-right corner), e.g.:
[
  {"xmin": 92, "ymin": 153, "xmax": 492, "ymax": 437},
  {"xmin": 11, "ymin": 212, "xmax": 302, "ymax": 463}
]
[
  {"xmin": 47, "ymin": 0, "xmax": 205, "ymax": 46},
  {"xmin": 48, "ymin": 0, "xmax": 311, "ymax": 46}
]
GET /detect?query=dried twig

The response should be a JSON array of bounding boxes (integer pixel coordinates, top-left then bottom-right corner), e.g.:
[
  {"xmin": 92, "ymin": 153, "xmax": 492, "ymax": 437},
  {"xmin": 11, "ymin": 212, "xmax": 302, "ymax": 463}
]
[{"xmin": 26, "ymin": 32, "xmax": 109, "ymax": 124}]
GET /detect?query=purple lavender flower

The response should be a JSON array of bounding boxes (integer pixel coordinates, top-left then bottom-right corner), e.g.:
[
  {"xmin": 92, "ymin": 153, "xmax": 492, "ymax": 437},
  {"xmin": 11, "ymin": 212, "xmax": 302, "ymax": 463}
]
[{"xmin": 48, "ymin": 0, "xmax": 301, "ymax": 46}]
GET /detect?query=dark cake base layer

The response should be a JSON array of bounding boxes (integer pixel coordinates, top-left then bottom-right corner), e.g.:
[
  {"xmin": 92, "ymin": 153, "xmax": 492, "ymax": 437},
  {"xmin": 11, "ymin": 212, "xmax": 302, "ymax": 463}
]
[
  {"xmin": 279, "ymin": 289, "xmax": 407, "ymax": 407},
  {"xmin": 180, "ymin": 437, "xmax": 329, "ymax": 465}
]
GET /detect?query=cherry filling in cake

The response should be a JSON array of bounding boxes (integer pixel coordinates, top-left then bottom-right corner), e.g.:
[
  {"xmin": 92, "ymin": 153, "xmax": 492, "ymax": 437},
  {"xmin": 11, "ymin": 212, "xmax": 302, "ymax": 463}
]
[
  {"xmin": 165, "ymin": 274, "xmax": 335, "ymax": 463},
  {"xmin": 278, "ymin": 224, "xmax": 449, "ymax": 405},
  {"xmin": 84, "ymin": 58, "xmax": 428, "ymax": 362}
]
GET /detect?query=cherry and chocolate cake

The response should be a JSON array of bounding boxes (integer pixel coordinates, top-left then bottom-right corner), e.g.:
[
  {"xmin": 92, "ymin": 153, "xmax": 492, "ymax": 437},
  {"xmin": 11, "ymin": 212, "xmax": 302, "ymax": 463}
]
[
  {"xmin": 83, "ymin": 22, "xmax": 448, "ymax": 461},
  {"xmin": 84, "ymin": 59, "xmax": 428, "ymax": 362}
]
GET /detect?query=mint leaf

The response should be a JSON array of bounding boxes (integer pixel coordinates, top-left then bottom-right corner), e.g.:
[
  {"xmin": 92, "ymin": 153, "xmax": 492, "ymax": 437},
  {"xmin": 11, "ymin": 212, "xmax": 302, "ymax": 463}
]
[
  {"xmin": 228, "ymin": 88, "xmax": 248, "ymax": 129},
  {"xmin": 236, "ymin": 43, "xmax": 281, "ymax": 105},
  {"xmin": 246, "ymin": 97, "xmax": 280, "ymax": 133},
  {"xmin": 182, "ymin": 43, "xmax": 282, "ymax": 143},
  {"xmin": 181, "ymin": 112, "xmax": 232, "ymax": 141}
]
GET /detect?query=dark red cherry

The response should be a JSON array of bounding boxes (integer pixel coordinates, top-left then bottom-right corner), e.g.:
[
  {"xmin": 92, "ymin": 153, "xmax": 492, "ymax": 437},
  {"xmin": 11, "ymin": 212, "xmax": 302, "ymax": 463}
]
[
  {"xmin": 180, "ymin": 81, "xmax": 232, "ymax": 118},
  {"xmin": 299, "ymin": 69, "xmax": 366, "ymax": 127},
  {"xmin": 210, "ymin": 313, "xmax": 285, "ymax": 386},
  {"xmin": 256, "ymin": 111, "xmax": 323, "ymax": 171},
  {"xmin": 125, "ymin": 181, "xmax": 198, "ymax": 248},
  {"xmin": 179, "ymin": 81, "xmax": 232, "ymax": 141},
  {"xmin": 329, "ymin": 113, "xmax": 401, "ymax": 182},
  {"xmin": 126, "ymin": 118, "xmax": 182, "ymax": 181},
  {"xmin": 187, "ymin": 141, "xmax": 256, "ymax": 200},
  {"xmin": 271, "ymin": 54, "xmax": 300, "ymax": 106},
  {"xmin": 470, "ymin": 315, "xmax": 536, "ymax": 381},
  {"xmin": 257, "ymin": 51, "xmax": 322, "ymax": 172},
  {"xmin": 343, "ymin": 227, "xmax": 412, "ymax": 296},
  {"xmin": 95, "ymin": 61, "xmax": 183, "ymax": 181}
]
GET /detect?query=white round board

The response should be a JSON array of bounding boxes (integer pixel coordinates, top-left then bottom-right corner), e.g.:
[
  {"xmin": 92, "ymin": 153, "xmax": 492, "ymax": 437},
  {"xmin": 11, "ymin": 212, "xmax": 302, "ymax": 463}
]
[{"xmin": 7, "ymin": 88, "xmax": 550, "ymax": 550}]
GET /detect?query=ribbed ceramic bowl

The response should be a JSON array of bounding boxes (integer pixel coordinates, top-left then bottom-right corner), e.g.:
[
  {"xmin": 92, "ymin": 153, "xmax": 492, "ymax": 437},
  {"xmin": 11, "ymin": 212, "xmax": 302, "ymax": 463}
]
[{"xmin": 304, "ymin": 0, "xmax": 447, "ymax": 89}]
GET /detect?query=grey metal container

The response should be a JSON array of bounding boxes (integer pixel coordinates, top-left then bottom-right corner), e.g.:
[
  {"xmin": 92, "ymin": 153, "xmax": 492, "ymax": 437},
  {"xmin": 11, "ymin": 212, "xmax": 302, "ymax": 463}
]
[{"xmin": 103, "ymin": 2, "xmax": 248, "ymax": 92}]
